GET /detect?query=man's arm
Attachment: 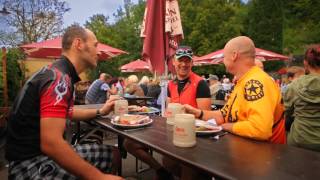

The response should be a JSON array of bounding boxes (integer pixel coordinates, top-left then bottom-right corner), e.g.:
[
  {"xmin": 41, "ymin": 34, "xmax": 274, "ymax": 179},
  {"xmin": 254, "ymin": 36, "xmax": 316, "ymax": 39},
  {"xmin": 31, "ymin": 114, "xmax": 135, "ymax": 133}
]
[
  {"xmin": 40, "ymin": 118, "xmax": 121, "ymax": 179},
  {"xmin": 196, "ymin": 80, "xmax": 212, "ymax": 110},
  {"xmin": 72, "ymin": 97, "xmax": 116, "ymax": 121},
  {"xmin": 184, "ymin": 104, "xmax": 225, "ymax": 124},
  {"xmin": 196, "ymin": 98, "xmax": 211, "ymax": 110}
]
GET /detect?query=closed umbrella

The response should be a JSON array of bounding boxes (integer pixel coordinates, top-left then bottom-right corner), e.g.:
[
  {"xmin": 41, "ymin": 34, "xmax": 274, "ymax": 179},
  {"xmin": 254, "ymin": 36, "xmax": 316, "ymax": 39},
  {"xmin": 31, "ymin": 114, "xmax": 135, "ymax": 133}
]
[{"xmin": 141, "ymin": 0, "xmax": 184, "ymax": 115}]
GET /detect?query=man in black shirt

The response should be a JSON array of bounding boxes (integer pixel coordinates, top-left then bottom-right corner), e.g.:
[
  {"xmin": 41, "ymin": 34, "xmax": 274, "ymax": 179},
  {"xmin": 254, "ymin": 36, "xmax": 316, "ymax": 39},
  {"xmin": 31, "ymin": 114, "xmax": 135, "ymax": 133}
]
[{"xmin": 6, "ymin": 25, "xmax": 122, "ymax": 180}]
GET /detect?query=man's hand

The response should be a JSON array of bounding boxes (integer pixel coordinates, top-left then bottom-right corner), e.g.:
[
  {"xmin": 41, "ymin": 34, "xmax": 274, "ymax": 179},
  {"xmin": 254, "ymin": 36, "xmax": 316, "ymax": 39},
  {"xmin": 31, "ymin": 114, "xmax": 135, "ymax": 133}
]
[
  {"xmin": 100, "ymin": 96, "xmax": 119, "ymax": 115},
  {"xmin": 183, "ymin": 104, "xmax": 201, "ymax": 118},
  {"xmin": 97, "ymin": 174, "xmax": 124, "ymax": 180},
  {"xmin": 221, "ymin": 123, "xmax": 233, "ymax": 132}
]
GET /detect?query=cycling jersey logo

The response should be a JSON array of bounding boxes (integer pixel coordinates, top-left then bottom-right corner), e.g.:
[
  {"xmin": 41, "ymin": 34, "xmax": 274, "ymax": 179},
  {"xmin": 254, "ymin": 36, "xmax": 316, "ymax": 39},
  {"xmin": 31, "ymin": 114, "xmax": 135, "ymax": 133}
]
[
  {"xmin": 244, "ymin": 79, "xmax": 264, "ymax": 101},
  {"xmin": 54, "ymin": 75, "xmax": 68, "ymax": 106}
]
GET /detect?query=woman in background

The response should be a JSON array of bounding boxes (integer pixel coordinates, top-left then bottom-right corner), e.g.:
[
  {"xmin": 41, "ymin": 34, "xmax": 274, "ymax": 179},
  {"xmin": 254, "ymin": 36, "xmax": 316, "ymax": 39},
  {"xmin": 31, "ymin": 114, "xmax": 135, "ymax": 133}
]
[{"xmin": 284, "ymin": 45, "xmax": 320, "ymax": 152}]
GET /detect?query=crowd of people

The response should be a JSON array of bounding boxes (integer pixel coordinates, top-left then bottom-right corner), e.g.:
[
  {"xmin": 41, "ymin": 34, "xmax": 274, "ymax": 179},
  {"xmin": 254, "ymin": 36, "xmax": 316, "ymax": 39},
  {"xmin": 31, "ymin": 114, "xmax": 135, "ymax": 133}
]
[{"xmin": 4, "ymin": 24, "xmax": 320, "ymax": 180}]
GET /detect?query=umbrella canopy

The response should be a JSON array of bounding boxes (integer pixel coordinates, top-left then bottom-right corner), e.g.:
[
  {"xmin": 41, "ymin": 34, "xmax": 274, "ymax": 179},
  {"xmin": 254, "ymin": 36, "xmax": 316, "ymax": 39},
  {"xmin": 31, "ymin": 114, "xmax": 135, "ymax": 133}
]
[
  {"xmin": 20, "ymin": 37, "xmax": 127, "ymax": 60},
  {"xmin": 193, "ymin": 48, "xmax": 289, "ymax": 65},
  {"xmin": 141, "ymin": 0, "xmax": 183, "ymax": 74},
  {"xmin": 120, "ymin": 59, "xmax": 151, "ymax": 72}
]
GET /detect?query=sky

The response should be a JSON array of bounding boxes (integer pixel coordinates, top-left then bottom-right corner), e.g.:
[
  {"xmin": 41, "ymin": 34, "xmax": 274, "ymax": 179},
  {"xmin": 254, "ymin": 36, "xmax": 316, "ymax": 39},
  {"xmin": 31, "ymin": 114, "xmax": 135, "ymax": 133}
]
[{"xmin": 63, "ymin": 0, "xmax": 139, "ymax": 27}]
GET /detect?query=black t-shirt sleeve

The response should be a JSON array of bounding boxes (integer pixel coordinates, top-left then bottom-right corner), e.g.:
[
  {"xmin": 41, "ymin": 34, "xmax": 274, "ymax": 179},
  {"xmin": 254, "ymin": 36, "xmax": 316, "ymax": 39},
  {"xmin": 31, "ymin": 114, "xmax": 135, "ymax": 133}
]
[{"xmin": 196, "ymin": 80, "xmax": 211, "ymax": 98}]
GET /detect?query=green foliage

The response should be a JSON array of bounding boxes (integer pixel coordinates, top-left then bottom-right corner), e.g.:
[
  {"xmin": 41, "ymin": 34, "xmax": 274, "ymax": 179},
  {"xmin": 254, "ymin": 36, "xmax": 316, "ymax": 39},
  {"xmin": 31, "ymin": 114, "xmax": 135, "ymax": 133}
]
[
  {"xmin": 263, "ymin": 60, "xmax": 286, "ymax": 73},
  {"xmin": 193, "ymin": 64, "xmax": 228, "ymax": 78},
  {"xmin": 85, "ymin": 0, "xmax": 146, "ymax": 80},
  {"xmin": 6, "ymin": 48, "xmax": 25, "ymax": 104},
  {"xmin": 283, "ymin": 0, "xmax": 320, "ymax": 54},
  {"xmin": 180, "ymin": 0, "xmax": 245, "ymax": 56},
  {"xmin": 244, "ymin": 0, "xmax": 284, "ymax": 53},
  {"xmin": 0, "ymin": 48, "xmax": 24, "ymax": 105}
]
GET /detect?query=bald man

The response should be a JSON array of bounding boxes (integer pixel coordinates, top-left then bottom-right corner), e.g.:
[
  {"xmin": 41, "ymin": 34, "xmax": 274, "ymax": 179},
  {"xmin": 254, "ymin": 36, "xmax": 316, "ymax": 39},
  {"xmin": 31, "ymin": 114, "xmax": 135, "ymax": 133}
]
[{"xmin": 185, "ymin": 36, "xmax": 286, "ymax": 143}]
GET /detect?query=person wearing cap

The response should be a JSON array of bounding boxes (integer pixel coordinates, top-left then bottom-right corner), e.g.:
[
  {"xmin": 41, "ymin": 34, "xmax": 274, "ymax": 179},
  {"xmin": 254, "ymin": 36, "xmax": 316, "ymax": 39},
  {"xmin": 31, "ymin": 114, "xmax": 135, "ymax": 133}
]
[
  {"xmin": 167, "ymin": 46, "xmax": 211, "ymax": 110},
  {"xmin": 184, "ymin": 36, "xmax": 286, "ymax": 144},
  {"xmin": 163, "ymin": 46, "xmax": 211, "ymax": 179}
]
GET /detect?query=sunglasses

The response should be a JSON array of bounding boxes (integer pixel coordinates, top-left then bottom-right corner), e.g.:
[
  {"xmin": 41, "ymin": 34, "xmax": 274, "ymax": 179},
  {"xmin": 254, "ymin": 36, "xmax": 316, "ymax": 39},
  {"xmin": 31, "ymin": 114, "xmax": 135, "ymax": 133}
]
[{"xmin": 176, "ymin": 49, "xmax": 193, "ymax": 56}]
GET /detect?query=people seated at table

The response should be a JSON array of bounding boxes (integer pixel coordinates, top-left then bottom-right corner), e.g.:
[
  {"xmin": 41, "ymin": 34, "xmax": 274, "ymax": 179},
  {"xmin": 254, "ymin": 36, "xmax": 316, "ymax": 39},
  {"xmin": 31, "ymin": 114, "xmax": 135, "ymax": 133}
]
[
  {"xmin": 283, "ymin": 45, "xmax": 320, "ymax": 152},
  {"xmin": 85, "ymin": 73, "xmax": 117, "ymax": 104},
  {"xmin": 185, "ymin": 36, "xmax": 286, "ymax": 144},
  {"xmin": 5, "ymin": 25, "xmax": 123, "ymax": 180},
  {"xmin": 208, "ymin": 74, "xmax": 222, "ymax": 102},
  {"xmin": 124, "ymin": 75, "xmax": 145, "ymax": 105},
  {"xmin": 139, "ymin": 75, "xmax": 150, "ymax": 96},
  {"xmin": 146, "ymin": 78, "xmax": 161, "ymax": 106},
  {"xmin": 124, "ymin": 46, "xmax": 211, "ymax": 180},
  {"xmin": 281, "ymin": 66, "xmax": 305, "ymax": 95},
  {"xmin": 167, "ymin": 45, "xmax": 211, "ymax": 109}
]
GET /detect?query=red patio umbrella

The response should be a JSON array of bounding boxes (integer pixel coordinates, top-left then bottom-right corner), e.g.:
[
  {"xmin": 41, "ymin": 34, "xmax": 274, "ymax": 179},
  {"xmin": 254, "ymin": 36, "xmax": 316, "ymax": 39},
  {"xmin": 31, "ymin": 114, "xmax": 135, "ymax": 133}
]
[
  {"xmin": 120, "ymin": 59, "xmax": 151, "ymax": 72},
  {"xmin": 20, "ymin": 37, "xmax": 127, "ymax": 60},
  {"xmin": 141, "ymin": 0, "xmax": 183, "ymax": 74},
  {"xmin": 193, "ymin": 48, "xmax": 289, "ymax": 65}
]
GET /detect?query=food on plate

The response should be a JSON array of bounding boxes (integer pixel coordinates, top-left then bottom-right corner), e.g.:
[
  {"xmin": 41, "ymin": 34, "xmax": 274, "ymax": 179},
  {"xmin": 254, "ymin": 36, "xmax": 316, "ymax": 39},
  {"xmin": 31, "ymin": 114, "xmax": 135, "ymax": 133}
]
[
  {"xmin": 128, "ymin": 105, "xmax": 150, "ymax": 112},
  {"xmin": 116, "ymin": 114, "xmax": 150, "ymax": 125},
  {"xmin": 195, "ymin": 120, "xmax": 221, "ymax": 132}
]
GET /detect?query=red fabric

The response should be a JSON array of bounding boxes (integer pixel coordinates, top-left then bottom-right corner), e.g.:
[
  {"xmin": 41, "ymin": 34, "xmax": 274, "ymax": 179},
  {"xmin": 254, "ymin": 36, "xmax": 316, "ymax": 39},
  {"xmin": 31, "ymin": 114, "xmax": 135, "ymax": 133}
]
[
  {"xmin": 168, "ymin": 72, "xmax": 202, "ymax": 108},
  {"xmin": 270, "ymin": 117, "xmax": 286, "ymax": 144},
  {"xmin": 141, "ymin": 0, "xmax": 183, "ymax": 74},
  {"xmin": 193, "ymin": 48, "xmax": 289, "ymax": 65},
  {"xmin": 20, "ymin": 37, "xmax": 127, "ymax": 60},
  {"xmin": 141, "ymin": 0, "xmax": 166, "ymax": 74},
  {"xmin": 40, "ymin": 69, "xmax": 73, "ymax": 119},
  {"xmin": 120, "ymin": 59, "xmax": 150, "ymax": 72}
]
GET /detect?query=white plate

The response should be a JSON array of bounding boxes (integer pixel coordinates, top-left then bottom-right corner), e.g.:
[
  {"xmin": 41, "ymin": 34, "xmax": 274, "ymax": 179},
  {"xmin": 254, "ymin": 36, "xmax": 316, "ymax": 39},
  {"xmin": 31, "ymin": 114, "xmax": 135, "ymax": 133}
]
[
  {"xmin": 111, "ymin": 117, "xmax": 153, "ymax": 128},
  {"xmin": 129, "ymin": 107, "xmax": 160, "ymax": 114},
  {"xmin": 195, "ymin": 119, "xmax": 222, "ymax": 134}
]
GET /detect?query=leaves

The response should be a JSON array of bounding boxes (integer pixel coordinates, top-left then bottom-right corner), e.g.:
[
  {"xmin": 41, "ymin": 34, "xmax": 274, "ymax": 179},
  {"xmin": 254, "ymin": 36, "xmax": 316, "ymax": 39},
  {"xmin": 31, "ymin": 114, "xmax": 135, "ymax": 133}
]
[{"xmin": 2, "ymin": 0, "xmax": 70, "ymax": 45}]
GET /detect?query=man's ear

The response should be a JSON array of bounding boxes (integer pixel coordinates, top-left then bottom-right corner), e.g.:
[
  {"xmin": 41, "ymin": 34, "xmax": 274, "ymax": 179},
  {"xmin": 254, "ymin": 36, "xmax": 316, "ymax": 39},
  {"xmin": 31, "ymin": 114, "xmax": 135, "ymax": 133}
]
[
  {"xmin": 72, "ymin": 38, "xmax": 82, "ymax": 50},
  {"xmin": 232, "ymin": 51, "xmax": 239, "ymax": 62}
]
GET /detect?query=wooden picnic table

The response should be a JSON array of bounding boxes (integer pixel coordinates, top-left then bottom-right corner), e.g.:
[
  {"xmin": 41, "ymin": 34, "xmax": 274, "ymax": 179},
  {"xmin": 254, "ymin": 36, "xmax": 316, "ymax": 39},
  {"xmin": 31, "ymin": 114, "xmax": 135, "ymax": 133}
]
[{"xmin": 75, "ymin": 104, "xmax": 320, "ymax": 180}]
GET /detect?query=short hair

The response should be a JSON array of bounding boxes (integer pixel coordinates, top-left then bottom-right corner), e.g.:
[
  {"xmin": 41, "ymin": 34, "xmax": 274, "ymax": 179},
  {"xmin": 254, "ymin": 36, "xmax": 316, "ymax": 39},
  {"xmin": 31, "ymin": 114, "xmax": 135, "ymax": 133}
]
[
  {"xmin": 305, "ymin": 44, "xmax": 320, "ymax": 68},
  {"xmin": 139, "ymin": 76, "xmax": 150, "ymax": 84},
  {"xmin": 127, "ymin": 75, "xmax": 139, "ymax": 83},
  {"xmin": 62, "ymin": 24, "xmax": 88, "ymax": 51},
  {"xmin": 287, "ymin": 66, "xmax": 305, "ymax": 78}
]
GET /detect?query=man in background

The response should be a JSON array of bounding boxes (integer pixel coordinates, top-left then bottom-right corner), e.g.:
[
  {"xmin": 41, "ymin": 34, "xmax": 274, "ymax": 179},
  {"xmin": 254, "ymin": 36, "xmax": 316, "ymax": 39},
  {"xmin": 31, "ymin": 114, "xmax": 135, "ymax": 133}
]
[{"xmin": 85, "ymin": 73, "xmax": 117, "ymax": 104}]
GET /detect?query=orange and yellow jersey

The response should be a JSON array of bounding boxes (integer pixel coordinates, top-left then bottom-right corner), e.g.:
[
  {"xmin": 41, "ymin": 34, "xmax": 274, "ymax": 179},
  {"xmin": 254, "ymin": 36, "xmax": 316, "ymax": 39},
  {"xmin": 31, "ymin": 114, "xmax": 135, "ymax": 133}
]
[{"xmin": 220, "ymin": 66, "xmax": 285, "ymax": 142}]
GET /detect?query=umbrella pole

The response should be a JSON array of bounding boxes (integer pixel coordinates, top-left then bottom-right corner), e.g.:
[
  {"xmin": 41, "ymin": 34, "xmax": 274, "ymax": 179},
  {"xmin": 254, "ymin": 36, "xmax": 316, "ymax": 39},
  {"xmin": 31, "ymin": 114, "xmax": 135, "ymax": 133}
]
[{"xmin": 160, "ymin": 59, "xmax": 169, "ymax": 117}]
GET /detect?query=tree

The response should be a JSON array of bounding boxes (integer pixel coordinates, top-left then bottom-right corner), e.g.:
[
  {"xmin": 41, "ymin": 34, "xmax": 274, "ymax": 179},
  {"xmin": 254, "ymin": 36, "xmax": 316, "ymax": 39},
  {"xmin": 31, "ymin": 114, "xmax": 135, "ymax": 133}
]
[
  {"xmin": 283, "ymin": 0, "xmax": 320, "ymax": 55},
  {"xmin": 244, "ymin": 0, "xmax": 284, "ymax": 53},
  {"xmin": 2, "ymin": 0, "xmax": 70, "ymax": 45},
  {"xmin": 85, "ymin": 0, "xmax": 146, "ymax": 80},
  {"xmin": 179, "ymin": 0, "xmax": 245, "ymax": 55}
]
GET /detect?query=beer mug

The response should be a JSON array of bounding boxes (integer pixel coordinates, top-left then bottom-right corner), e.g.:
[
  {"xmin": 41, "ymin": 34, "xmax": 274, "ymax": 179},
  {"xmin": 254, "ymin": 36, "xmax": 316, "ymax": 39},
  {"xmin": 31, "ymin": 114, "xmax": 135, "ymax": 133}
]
[
  {"xmin": 114, "ymin": 99, "xmax": 128, "ymax": 116},
  {"xmin": 166, "ymin": 103, "xmax": 184, "ymax": 125},
  {"xmin": 173, "ymin": 113, "xmax": 196, "ymax": 148}
]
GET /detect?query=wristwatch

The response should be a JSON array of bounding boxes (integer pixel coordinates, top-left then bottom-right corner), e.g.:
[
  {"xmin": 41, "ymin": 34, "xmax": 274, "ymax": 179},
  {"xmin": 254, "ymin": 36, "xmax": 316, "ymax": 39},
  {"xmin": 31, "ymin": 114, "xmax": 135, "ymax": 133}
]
[
  {"xmin": 96, "ymin": 109, "xmax": 102, "ymax": 118},
  {"xmin": 198, "ymin": 110, "xmax": 204, "ymax": 119}
]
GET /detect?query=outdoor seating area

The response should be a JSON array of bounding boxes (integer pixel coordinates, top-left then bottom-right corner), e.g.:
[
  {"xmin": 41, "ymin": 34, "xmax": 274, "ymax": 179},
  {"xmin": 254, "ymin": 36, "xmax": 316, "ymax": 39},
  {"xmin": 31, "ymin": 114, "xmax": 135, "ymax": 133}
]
[{"xmin": 1, "ymin": 0, "xmax": 320, "ymax": 180}]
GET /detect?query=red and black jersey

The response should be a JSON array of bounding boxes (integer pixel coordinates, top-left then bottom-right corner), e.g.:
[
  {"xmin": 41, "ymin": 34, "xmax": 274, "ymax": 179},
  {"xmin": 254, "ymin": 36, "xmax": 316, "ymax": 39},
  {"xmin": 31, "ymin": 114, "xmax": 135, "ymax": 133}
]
[{"xmin": 6, "ymin": 56, "xmax": 81, "ymax": 161}]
